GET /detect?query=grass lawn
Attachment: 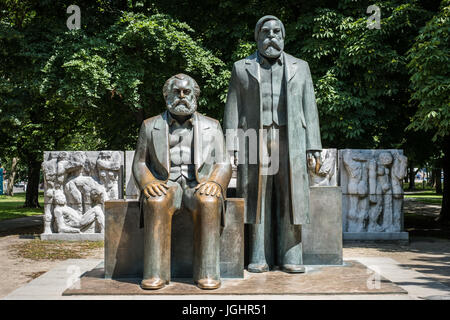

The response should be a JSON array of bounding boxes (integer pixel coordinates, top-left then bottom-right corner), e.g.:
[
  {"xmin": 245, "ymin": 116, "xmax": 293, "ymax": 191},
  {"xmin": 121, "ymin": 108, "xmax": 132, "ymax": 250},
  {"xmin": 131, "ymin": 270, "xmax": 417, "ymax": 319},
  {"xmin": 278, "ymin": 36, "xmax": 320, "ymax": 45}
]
[
  {"xmin": 404, "ymin": 190, "xmax": 443, "ymax": 205},
  {"xmin": 403, "ymin": 182, "xmax": 437, "ymax": 191},
  {"xmin": 10, "ymin": 240, "xmax": 104, "ymax": 260},
  {"xmin": 0, "ymin": 193, "xmax": 44, "ymax": 221}
]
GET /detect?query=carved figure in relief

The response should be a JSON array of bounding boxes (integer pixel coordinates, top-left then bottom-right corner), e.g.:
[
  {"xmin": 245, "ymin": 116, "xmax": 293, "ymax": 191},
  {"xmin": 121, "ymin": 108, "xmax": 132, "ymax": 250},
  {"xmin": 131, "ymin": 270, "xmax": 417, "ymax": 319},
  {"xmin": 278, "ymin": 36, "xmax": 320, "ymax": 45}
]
[
  {"xmin": 342, "ymin": 151, "xmax": 369, "ymax": 232},
  {"xmin": 308, "ymin": 149, "xmax": 336, "ymax": 186},
  {"xmin": 96, "ymin": 151, "xmax": 121, "ymax": 200},
  {"xmin": 42, "ymin": 152, "xmax": 59, "ymax": 234},
  {"xmin": 53, "ymin": 188, "xmax": 105, "ymax": 234}
]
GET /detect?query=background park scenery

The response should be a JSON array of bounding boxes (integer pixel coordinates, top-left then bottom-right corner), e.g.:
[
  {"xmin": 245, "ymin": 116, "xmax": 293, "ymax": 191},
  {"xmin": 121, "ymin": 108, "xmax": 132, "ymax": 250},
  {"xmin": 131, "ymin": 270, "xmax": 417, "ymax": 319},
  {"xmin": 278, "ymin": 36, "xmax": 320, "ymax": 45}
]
[{"xmin": 0, "ymin": 0, "xmax": 449, "ymax": 228}]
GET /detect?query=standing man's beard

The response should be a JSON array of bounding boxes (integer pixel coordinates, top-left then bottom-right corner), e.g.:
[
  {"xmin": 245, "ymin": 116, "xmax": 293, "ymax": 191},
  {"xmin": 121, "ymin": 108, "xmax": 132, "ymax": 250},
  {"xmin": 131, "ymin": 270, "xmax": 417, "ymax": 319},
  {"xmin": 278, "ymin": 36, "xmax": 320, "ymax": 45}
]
[
  {"xmin": 167, "ymin": 98, "xmax": 197, "ymax": 116},
  {"xmin": 259, "ymin": 38, "xmax": 284, "ymax": 58}
]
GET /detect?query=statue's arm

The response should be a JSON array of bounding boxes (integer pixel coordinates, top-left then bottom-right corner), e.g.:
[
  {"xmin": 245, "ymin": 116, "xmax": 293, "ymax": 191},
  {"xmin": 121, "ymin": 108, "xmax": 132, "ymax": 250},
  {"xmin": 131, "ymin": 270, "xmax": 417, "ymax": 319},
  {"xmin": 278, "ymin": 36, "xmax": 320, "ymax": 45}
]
[
  {"xmin": 302, "ymin": 61, "xmax": 322, "ymax": 152},
  {"xmin": 224, "ymin": 63, "xmax": 241, "ymax": 159},
  {"xmin": 368, "ymin": 159, "xmax": 377, "ymax": 202},
  {"xmin": 132, "ymin": 121, "xmax": 158, "ymax": 192},
  {"xmin": 393, "ymin": 153, "xmax": 408, "ymax": 180}
]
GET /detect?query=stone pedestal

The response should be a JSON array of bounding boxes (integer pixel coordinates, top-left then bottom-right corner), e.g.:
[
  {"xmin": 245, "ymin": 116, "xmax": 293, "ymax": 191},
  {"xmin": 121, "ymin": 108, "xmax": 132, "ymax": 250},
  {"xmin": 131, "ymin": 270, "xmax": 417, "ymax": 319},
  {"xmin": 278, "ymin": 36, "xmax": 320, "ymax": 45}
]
[
  {"xmin": 104, "ymin": 198, "xmax": 245, "ymax": 279},
  {"xmin": 302, "ymin": 186, "xmax": 343, "ymax": 265},
  {"xmin": 40, "ymin": 233, "xmax": 104, "ymax": 241},
  {"xmin": 40, "ymin": 150, "xmax": 124, "ymax": 241},
  {"xmin": 237, "ymin": 186, "xmax": 343, "ymax": 266},
  {"xmin": 343, "ymin": 232, "xmax": 409, "ymax": 241}
]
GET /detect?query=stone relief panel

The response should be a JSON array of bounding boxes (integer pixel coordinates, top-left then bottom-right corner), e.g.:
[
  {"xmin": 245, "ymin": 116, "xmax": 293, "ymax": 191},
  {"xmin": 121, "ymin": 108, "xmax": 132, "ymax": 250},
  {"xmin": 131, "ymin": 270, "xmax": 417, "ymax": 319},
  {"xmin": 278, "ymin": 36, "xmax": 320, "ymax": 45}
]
[
  {"xmin": 308, "ymin": 148, "xmax": 338, "ymax": 187},
  {"xmin": 339, "ymin": 149, "xmax": 407, "ymax": 233},
  {"xmin": 42, "ymin": 151, "xmax": 124, "ymax": 234}
]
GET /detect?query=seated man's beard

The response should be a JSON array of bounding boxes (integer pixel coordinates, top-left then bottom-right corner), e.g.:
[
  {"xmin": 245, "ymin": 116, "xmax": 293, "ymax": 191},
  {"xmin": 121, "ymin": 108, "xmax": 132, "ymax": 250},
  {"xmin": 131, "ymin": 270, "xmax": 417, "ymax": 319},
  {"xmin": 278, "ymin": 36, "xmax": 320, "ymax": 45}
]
[{"xmin": 167, "ymin": 98, "xmax": 197, "ymax": 116}]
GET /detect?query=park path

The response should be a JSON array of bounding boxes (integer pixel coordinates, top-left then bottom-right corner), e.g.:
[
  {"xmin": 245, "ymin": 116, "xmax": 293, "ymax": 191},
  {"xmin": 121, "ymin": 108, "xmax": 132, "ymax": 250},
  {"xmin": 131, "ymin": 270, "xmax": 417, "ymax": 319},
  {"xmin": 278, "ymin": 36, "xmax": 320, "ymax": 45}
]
[
  {"xmin": 0, "ymin": 235, "xmax": 62, "ymax": 299},
  {"xmin": 0, "ymin": 235, "xmax": 103, "ymax": 299}
]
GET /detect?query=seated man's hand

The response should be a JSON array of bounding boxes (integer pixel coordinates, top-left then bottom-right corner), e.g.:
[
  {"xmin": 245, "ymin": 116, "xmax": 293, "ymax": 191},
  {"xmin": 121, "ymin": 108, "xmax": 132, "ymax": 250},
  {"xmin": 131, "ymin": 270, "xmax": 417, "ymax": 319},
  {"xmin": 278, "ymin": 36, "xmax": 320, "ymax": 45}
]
[
  {"xmin": 143, "ymin": 181, "xmax": 169, "ymax": 198},
  {"xmin": 195, "ymin": 181, "xmax": 222, "ymax": 197}
]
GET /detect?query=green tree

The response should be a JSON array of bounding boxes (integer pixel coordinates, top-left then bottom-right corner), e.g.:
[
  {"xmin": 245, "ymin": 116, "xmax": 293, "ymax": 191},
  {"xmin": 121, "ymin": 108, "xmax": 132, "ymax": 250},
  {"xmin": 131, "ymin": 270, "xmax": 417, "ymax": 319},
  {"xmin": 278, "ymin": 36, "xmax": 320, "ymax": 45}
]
[
  {"xmin": 1, "ymin": 1, "xmax": 228, "ymax": 206},
  {"xmin": 407, "ymin": 0, "xmax": 450, "ymax": 221}
]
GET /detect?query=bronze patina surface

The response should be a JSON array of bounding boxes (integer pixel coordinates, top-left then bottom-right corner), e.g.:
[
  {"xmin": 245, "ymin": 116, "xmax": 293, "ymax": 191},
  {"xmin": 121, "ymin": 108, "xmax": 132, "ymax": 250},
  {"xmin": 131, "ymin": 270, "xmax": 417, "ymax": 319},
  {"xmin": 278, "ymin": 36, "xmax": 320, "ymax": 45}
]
[
  {"xmin": 132, "ymin": 74, "xmax": 231, "ymax": 290},
  {"xmin": 224, "ymin": 15, "xmax": 323, "ymax": 273}
]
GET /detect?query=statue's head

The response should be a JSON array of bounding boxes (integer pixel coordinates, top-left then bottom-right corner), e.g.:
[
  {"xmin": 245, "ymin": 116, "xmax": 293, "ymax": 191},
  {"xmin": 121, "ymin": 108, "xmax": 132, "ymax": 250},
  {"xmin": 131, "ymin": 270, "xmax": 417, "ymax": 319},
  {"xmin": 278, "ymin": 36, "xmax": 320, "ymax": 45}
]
[
  {"xmin": 71, "ymin": 151, "xmax": 86, "ymax": 165},
  {"xmin": 255, "ymin": 15, "xmax": 285, "ymax": 59},
  {"xmin": 378, "ymin": 152, "xmax": 393, "ymax": 166},
  {"xmin": 91, "ymin": 185, "xmax": 105, "ymax": 203},
  {"xmin": 98, "ymin": 151, "xmax": 112, "ymax": 160},
  {"xmin": 163, "ymin": 73, "xmax": 200, "ymax": 116},
  {"xmin": 49, "ymin": 151, "xmax": 59, "ymax": 160},
  {"xmin": 57, "ymin": 151, "xmax": 69, "ymax": 162},
  {"xmin": 54, "ymin": 189, "xmax": 66, "ymax": 206}
]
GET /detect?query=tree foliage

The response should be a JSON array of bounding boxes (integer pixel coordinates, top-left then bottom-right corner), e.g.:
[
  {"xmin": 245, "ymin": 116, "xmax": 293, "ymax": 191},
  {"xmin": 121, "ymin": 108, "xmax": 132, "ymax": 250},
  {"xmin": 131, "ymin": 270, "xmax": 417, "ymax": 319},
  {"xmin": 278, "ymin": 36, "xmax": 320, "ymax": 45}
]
[
  {"xmin": 407, "ymin": 0, "xmax": 450, "ymax": 140},
  {"xmin": 0, "ymin": 0, "xmax": 448, "ymax": 210}
]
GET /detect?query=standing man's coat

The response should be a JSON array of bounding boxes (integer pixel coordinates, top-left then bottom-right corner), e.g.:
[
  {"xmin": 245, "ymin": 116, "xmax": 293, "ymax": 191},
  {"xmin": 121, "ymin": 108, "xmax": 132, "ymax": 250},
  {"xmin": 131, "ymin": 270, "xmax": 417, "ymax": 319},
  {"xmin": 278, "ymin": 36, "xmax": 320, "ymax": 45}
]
[{"xmin": 224, "ymin": 51, "xmax": 322, "ymax": 225}]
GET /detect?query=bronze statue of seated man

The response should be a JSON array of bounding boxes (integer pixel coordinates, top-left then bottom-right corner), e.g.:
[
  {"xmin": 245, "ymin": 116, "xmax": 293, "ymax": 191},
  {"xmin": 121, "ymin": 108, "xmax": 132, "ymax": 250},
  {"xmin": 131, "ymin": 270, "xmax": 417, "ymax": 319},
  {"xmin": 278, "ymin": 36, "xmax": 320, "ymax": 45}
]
[{"xmin": 132, "ymin": 73, "xmax": 231, "ymax": 290}]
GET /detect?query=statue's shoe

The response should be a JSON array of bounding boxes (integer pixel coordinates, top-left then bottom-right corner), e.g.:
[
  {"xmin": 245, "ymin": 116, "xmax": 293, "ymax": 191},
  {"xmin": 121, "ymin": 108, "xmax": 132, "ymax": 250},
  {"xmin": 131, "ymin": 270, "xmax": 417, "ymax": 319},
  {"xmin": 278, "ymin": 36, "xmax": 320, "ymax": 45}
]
[
  {"xmin": 248, "ymin": 263, "xmax": 269, "ymax": 273},
  {"xmin": 282, "ymin": 264, "xmax": 306, "ymax": 273},
  {"xmin": 196, "ymin": 278, "xmax": 221, "ymax": 290},
  {"xmin": 141, "ymin": 277, "xmax": 166, "ymax": 290}
]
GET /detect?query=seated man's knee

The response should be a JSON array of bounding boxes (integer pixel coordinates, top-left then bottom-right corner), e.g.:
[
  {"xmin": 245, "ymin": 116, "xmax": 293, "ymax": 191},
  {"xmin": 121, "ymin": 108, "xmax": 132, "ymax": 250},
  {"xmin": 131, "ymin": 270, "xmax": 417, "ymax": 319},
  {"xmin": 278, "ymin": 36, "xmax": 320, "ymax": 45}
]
[
  {"xmin": 144, "ymin": 193, "xmax": 172, "ymax": 207},
  {"xmin": 195, "ymin": 193, "xmax": 220, "ymax": 207}
]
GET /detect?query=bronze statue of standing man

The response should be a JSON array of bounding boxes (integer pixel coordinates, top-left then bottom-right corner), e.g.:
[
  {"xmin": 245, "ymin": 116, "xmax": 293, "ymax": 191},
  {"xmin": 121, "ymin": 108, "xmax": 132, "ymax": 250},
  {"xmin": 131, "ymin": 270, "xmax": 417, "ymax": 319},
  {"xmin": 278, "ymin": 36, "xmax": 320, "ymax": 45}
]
[
  {"xmin": 224, "ymin": 16, "xmax": 322, "ymax": 273},
  {"xmin": 133, "ymin": 74, "xmax": 231, "ymax": 290}
]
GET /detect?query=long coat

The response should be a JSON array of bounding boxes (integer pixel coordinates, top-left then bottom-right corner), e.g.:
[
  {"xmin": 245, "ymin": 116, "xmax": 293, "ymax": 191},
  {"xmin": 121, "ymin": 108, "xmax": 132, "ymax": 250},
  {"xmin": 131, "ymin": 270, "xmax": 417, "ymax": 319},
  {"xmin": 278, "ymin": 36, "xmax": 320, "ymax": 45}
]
[
  {"xmin": 223, "ymin": 51, "xmax": 322, "ymax": 225},
  {"xmin": 132, "ymin": 111, "xmax": 232, "ymax": 227}
]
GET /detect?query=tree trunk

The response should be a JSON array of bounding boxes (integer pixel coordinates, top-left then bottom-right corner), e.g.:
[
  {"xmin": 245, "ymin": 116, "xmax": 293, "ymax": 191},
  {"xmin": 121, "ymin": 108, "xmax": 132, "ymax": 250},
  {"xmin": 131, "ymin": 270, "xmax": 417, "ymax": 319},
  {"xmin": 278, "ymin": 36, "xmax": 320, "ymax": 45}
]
[
  {"xmin": 430, "ymin": 168, "xmax": 436, "ymax": 188},
  {"xmin": 435, "ymin": 168, "xmax": 443, "ymax": 194},
  {"xmin": 24, "ymin": 160, "xmax": 41, "ymax": 208},
  {"xmin": 438, "ymin": 136, "xmax": 450, "ymax": 223},
  {"xmin": 6, "ymin": 157, "xmax": 18, "ymax": 196},
  {"xmin": 408, "ymin": 164, "xmax": 416, "ymax": 191}
]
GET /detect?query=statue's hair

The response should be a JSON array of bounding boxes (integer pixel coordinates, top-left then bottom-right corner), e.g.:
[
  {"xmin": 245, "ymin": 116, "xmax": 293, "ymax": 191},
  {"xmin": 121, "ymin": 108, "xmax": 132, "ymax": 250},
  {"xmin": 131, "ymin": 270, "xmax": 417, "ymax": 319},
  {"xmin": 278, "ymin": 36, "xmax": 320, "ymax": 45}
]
[
  {"xmin": 163, "ymin": 73, "xmax": 200, "ymax": 99},
  {"xmin": 254, "ymin": 15, "xmax": 285, "ymax": 41}
]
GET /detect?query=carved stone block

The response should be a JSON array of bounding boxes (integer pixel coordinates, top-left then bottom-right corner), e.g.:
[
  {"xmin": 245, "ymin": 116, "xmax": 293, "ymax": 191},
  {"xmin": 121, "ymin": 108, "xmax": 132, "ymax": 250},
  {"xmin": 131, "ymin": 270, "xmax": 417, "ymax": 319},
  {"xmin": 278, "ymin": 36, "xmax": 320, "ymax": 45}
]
[
  {"xmin": 125, "ymin": 150, "xmax": 139, "ymax": 200},
  {"xmin": 302, "ymin": 186, "xmax": 343, "ymax": 265},
  {"xmin": 40, "ymin": 151, "xmax": 124, "ymax": 240},
  {"xmin": 308, "ymin": 148, "xmax": 338, "ymax": 187},
  {"xmin": 338, "ymin": 149, "xmax": 407, "ymax": 235}
]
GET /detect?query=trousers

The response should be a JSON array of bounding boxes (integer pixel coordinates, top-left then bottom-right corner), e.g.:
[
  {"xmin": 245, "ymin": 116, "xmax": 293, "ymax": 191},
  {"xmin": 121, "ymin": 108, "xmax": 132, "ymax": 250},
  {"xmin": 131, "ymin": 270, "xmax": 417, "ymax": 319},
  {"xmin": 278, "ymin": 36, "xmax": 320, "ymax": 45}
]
[
  {"xmin": 249, "ymin": 124, "xmax": 303, "ymax": 267},
  {"xmin": 142, "ymin": 176, "xmax": 222, "ymax": 283}
]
